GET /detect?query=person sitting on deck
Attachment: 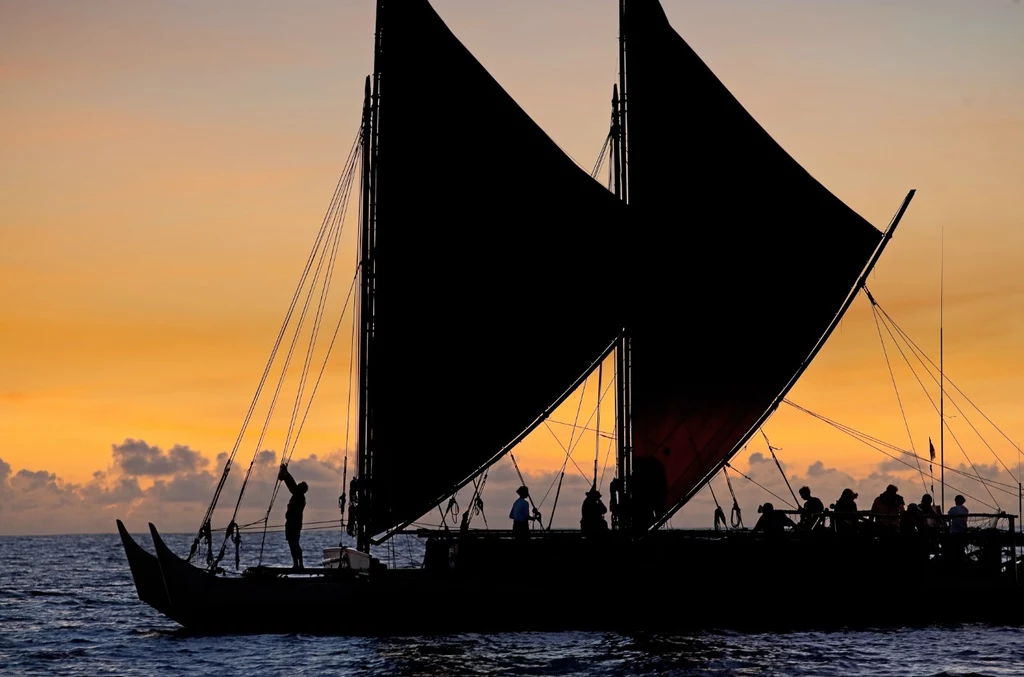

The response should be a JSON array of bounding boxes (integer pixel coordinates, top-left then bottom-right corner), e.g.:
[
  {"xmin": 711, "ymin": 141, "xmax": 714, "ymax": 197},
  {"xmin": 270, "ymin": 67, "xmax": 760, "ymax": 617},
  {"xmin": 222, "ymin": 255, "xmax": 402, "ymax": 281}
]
[
  {"xmin": 510, "ymin": 485, "xmax": 536, "ymax": 539},
  {"xmin": 797, "ymin": 486, "xmax": 825, "ymax": 530},
  {"xmin": 278, "ymin": 463, "xmax": 308, "ymax": 569},
  {"xmin": 946, "ymin": 494, "xmax": 970, "ymax": 562},
  {"xmin": 919, "ymin": 493, "xmax": 940, "ymax": 528},
  {"xmin": 831, "ymin": 488, "xmax": 859, "ymax": 532},
  {"xmin": 870, "ymin": 484, "xmax": 905, "ymax": 529},
  {"xmin": 901, "ymin": 502, "xmax": 927, "ymax": 533},
  {"xmin": 751, "ymin": 502, "xmax": 796, "ymax": 536},
  {"xmin": 580, "ymin": 485, "xmax": 609, "ymax": 534},
  {"xmin": 948, "ymin": 494, "xmax": 969, "ymax": 533}
]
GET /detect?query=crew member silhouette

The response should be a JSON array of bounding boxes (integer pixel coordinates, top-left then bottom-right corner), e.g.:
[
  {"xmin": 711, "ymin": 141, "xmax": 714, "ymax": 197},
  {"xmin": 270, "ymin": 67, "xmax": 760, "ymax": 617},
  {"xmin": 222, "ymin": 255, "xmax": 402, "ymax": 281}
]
[
  {"xmin": 797, "ymin": 486, "xmax": 825, "ymax": 530},
  {"xmin": 751, "ymin": 502, "xmax": 796, "ymax": 535},
  {"xmin": 510, "ymin": 485, "xmax": 535, "ymax": 539},
  {"xmin": 278, "ymin": 463, "xmax": 308, "ymax": 569},
  {"xmin": 580, "ymin": 485, "xmax": 609, "ymax": 534}
]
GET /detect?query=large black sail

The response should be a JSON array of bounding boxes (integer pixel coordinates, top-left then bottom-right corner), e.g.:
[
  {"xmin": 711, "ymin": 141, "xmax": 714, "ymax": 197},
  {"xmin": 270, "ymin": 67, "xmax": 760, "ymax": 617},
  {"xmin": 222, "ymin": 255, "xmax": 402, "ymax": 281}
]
[
  {"xmin": 620, "ymin": 0, "xmax": 885, "ymax": 525},
  {"xmin": 367, "ymin": 0, "xmax": 628, "ymax": 536}
]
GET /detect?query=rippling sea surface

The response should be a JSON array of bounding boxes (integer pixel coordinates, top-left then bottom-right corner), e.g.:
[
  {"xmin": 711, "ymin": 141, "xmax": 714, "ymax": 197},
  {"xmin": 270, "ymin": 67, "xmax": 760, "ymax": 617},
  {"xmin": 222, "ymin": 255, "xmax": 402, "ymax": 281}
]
[{"xmin": 3, "ymin": 531, "xmax": 1024, "ymax": 676}]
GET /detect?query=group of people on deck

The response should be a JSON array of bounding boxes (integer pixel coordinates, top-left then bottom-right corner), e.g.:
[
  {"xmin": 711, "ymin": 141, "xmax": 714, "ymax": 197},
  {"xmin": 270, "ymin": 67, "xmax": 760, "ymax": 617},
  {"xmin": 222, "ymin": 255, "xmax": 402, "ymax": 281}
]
[
  {"xmin": 510, "ymin": 481, "xmax": 974, "ymax": 541},
  {"xmin": 752, "ymin": 483, "xmax": 971, "ymax": 536},
  {"xmin": 509, "ymin": 483, "xmax": 610, "ymax": 537}
]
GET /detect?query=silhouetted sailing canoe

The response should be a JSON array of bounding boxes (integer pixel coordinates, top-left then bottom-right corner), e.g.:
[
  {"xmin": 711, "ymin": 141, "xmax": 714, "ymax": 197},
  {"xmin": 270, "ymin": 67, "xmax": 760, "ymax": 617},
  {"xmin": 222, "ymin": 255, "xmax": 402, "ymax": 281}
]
[
  {"xmin": 116, "ymin": 519, "xmax": 170, "ymax": 616},
  {"xmin": 118, "ymin": 0, "xmax": 1022, "ymax": 634}
]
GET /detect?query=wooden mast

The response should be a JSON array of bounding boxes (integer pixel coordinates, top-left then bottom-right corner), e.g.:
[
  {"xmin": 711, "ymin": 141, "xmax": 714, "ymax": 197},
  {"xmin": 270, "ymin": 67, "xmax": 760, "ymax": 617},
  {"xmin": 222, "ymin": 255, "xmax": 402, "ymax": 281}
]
[
  {"xmin": 354, "ymin": 1, "xmax": 383, "ymax": 554},
  {"xmin": 613, "ymin": 0, "xmax": 633, "ymax": 533},
  {"xmin": 617, "ymin": 0, "xmax": 628, "ymax": 205}
]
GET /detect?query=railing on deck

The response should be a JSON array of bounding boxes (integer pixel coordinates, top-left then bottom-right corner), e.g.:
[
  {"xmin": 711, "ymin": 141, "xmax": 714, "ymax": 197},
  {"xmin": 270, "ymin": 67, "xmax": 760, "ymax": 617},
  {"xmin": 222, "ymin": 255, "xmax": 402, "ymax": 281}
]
[
  {"xmin": 774, "ymin": 510, "xmax": 1015, "ymax": 534},
  {"xmin": 772, "ymin": 509, "xmax": 1020, "ymax": 584}
]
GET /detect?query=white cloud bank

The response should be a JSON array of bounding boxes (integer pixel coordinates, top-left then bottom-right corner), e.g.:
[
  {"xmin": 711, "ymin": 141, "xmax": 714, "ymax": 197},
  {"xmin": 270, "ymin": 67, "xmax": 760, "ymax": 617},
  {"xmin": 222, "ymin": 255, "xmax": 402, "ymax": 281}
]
[{"xmin": 0, "ymin": 437, "xmax": 1017, "ymax": 536}]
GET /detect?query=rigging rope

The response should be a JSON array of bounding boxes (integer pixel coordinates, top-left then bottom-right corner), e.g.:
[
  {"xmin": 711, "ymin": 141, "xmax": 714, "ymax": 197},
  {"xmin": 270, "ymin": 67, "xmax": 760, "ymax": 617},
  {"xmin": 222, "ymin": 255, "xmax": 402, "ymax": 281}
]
[
  {"xmin": 564, "ymin": 376, "xmax": 590, "ymax": 471},
  {"xmin": 783, "ymin": 400, "xmax": 1003, "ymax": 510},
  {"xmin": 863, "ymin": 297, "xmax": 1001, "ymax": 508},
  {"xmin": 599, "ymin": 433, "xmax": 616, "ymax": 488},
  {"xmin": 265, "ymin": 231, "xmax": 358, "ymax": 488},
  {"xmin": 540, "ymin": 373, "xmax": 617, "ymax": 506},
  {"xmin": 280, "ymin": 195, "xmax": 349, "ymax": 461},
  {"xmin": 784, "ymin": 399, "xmax": 1018, "ymax": 494},
  {"xmin": 870, "ymin": 304, "xmax": 929, "ymax": 494},
  {"xmin": 256, "ymin": 181, "xmax": 360, "ymax": 563},
  {"xmin": 724, "ymin": 462, "xmax": 796, "ymax": 509},
  {"xmin": 874, "ymin": 302, "xmax": 1023, "ymax": 464},
  {"xmin": 723, "ymin": 465, "xmax": 744, "ymax": 528},
  {"xmin": 546, "ymin": 419, "xmax": 616, "ymax": 439},
  {"xmin": 187, "ymin": 130, "xmax": 361, "ymax": 563},
  {"xmin": 462, "ymin": 469, "xmax": 489, "ymax": 530},
  {"xmin": 591, "ymin": 132, "xmax": 612, "ymax": 181},
  {"xmin": 547, "ymin": 470, "xmax": 566, "ymax": 531},
  {"xmin": 761, "ymin": 430, "xmax": 800, "ymax": 508},
  {"xmin": 542, "ymin": 422, "xmax": 591, "ymax": 485},
  {"xmin": 220, "ymin": 167, "xmax": 349, "ymax": 564},
  {"xmin": 256, "ymin": 269, "xmax": 360, "ymax": 562},
  {"xmin": 872, "ymin": 298, "xmax": 1019, "ymax": 483},
  {"xmin": 708, "ymin": 481, "xmax": 728, "ymax": 531},
  {"xmin": 211, "ymin": 128, "xmax": 362, "ymax": 568},
  {"xmin": 688, "ymin": 292, "xmax": 1017, "ymax": 528}
]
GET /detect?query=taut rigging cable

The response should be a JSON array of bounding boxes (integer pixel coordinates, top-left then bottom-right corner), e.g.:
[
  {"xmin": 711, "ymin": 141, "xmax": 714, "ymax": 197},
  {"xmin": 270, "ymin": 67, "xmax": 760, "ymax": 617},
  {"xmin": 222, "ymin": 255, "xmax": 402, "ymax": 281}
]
[
  {"xmin": 869, "ymin": 299, "xmax": 929, "ymax": 494},
  {"xmin": 187, "ymin": 128, "xmax": 362, "ymax": 563},
  {"xmin": 203, "ymin": 126, "xmax": 362, "ymax": 568},
  {"xmin": 872, "ymin": 295, "xmax": 1019, "ymax": 482},
  {"xmin": 865, "ymin": 295, "xmax": 1003, "ymax": 508}
]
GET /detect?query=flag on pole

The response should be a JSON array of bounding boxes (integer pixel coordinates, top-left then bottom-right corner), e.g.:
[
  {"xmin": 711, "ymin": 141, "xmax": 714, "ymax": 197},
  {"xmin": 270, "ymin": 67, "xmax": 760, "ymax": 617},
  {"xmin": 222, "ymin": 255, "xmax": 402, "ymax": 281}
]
[{"xmin": 928, "ymin": 437, "xmax": 935, "ymax": 494}]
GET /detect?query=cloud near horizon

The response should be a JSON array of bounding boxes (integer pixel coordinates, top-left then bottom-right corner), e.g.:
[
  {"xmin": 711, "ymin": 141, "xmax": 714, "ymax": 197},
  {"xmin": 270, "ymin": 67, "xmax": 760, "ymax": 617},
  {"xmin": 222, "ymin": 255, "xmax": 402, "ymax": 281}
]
[{"xmin": 0, "ymin": 437, "xmax": 1018, "ymax": 536}]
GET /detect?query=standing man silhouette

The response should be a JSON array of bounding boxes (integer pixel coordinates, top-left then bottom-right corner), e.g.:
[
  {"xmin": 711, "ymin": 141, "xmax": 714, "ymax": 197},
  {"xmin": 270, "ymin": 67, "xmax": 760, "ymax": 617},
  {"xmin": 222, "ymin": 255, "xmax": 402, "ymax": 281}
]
[
  {"xmin": 509, "ymin": 485, "xmax": 534, "ymax": 539},
  {"xmin": 278, "ymin": 463, "xmax": 308, "ymax": 569}
]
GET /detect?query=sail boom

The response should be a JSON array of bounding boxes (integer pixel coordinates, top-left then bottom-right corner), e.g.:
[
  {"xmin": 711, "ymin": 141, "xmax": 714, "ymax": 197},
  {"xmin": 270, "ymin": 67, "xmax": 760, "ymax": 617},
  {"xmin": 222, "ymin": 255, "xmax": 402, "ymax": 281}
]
[
  {"xmin": 371, "ymin": 331, "xmax": 624, "ymax": 545},
  {"xmin": 645, "ymin": 189, "xmax": 916, "ymax": 532}
]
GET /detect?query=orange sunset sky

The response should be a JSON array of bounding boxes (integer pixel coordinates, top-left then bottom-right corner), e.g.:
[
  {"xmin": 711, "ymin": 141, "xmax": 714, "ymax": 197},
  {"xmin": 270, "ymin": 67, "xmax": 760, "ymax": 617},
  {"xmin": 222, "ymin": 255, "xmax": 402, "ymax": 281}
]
[{"xmin": 2, "ymin": 0, "xmax": 1023, "ymax": 536}]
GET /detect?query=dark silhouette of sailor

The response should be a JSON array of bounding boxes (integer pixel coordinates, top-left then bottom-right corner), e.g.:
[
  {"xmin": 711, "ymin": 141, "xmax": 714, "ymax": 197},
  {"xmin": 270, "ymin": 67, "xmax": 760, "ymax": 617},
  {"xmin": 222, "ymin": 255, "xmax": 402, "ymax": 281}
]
[
  {"xmin": 580, "ymin": 485, "xmax": 609, "ymax": 534},
  {"xmin": 509, "ymin": 485, "xmax": 534, "ymax": 539},
  {"xmin": 278, "ymin": 463, "xmax": 308, "ymax": 569}
]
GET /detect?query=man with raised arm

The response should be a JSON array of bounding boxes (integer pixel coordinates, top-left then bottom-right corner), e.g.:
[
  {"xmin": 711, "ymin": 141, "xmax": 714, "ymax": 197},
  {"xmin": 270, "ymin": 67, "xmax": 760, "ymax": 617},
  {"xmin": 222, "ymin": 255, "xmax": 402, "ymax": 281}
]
[{"xmin": 278, "ymin": 463, "xmax": 308, "ymax": 569}]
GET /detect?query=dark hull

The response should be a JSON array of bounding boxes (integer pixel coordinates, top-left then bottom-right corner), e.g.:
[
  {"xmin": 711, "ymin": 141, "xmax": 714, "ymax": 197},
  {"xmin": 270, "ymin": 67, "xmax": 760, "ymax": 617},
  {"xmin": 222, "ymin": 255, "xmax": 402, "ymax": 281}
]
[
  {"xmin": 132, "ymin": 522, "xmax": 1024, "ymax": 635},
  {"xmin": 116, "ymin": 519, "xmax": 172, "ymax": 616}
]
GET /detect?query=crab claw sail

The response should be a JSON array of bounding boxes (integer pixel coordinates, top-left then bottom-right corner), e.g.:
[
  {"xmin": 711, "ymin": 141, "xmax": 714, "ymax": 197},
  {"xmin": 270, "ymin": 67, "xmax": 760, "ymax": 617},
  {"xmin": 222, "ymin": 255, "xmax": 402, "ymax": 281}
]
[
  {"xmin": 364, "ymin": 1, "xmax": 630, "ymax": 537},
  {"xmin": 620, "ymin": 0, "xmax": 891, "ymax": 525}
]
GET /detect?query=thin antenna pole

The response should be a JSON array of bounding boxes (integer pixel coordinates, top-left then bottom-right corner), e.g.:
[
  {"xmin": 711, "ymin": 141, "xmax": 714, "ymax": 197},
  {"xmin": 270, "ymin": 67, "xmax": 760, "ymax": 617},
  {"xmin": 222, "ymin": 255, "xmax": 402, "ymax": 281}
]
[
  {"xmin": 595, "ymin": 362, "xmax": 602, "ymax": 487},
  {"xmin": 940, "ymin": 225, "xmax": 945, "ymax": 513}
]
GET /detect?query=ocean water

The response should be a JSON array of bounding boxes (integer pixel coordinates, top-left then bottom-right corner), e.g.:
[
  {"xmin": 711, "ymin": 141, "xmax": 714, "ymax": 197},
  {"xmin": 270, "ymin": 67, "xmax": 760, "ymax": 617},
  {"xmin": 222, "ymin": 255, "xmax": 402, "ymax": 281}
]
[{"xmin": 2, "ymin": 530, "xmax": 1024, "ymax": 676}]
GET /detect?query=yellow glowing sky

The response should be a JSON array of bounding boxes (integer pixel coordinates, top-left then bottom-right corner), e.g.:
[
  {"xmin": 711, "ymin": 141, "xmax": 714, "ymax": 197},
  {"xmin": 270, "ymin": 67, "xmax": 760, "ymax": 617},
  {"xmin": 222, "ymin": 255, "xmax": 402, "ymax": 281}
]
[{"xmin": 2, "ymin": 1, "xmax": 1023, "ymax": 531}]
